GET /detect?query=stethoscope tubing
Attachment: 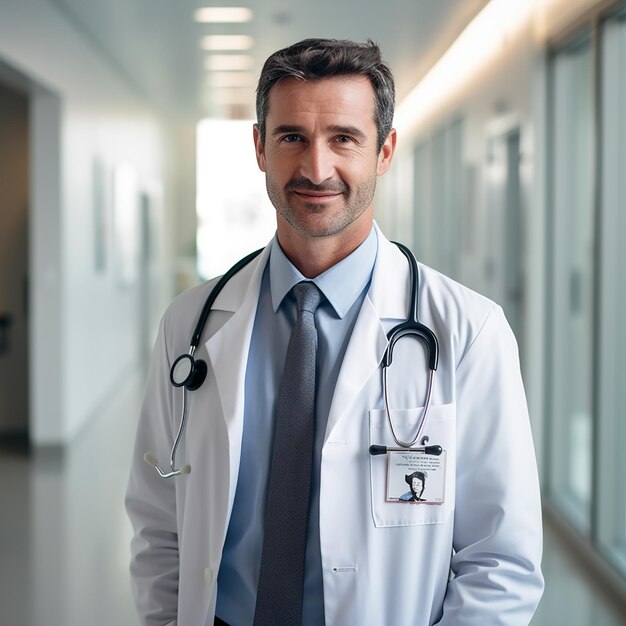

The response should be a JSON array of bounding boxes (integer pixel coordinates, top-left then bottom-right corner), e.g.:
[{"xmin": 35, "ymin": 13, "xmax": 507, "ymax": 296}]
[
  {"xmin": 169, "ymin": 386, "xmax": 190, "ymax": 474},
  {"xmin": 383, "ymin": 366, "xmax": 435, "ymax": 448},
  {"xmin": 146, "ymin": 385, "xmax": 191, "ymax": 478},
  {"xmin": 190, "ymin": 248, "xmax": 264, "ymax": 350},
  {"xmin": 147, "ymin": 241, "xmax": 440, "ymax": 477},
  {"xmin": 376, "ymin": 242, "xmax": 439, "ymax": 454}
]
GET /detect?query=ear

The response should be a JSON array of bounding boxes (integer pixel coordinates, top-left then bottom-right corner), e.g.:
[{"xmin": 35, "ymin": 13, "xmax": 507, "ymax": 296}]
[
  {"xmin": 253, "ymin": 124, "xmax": 267, "ymax": 172},
  {"xmin": 376, "ymin": 128, "xmax": 397, "ymax": 176}
]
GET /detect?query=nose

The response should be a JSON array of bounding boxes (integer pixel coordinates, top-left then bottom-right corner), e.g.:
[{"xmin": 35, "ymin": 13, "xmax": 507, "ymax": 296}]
[{"xmin": 299, "ymin": 140, "xmax": 335, "ymax": 185}]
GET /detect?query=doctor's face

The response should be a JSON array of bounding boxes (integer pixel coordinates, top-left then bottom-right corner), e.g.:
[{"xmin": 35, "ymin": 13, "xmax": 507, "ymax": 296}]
[{"xmin": 253, "ymin": 76, "xmax": 396, "ymax": 240}]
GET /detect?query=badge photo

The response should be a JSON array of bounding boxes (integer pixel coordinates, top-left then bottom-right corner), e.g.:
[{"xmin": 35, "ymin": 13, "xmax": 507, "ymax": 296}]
[{"xmin": 386, "ymin": 450, "xmax": 447, "ymax": 504}]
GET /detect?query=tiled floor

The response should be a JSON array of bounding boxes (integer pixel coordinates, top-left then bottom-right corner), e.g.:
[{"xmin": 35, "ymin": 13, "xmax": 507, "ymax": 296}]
[
  {"xmin": 0, "ymin": 374, "xmax": 140, "ymax": 626},
  {"xmin": 0, "ymin": 373, "xmax": 624, "ymax": 626},
  {"xmin": 532, "ymin": 524, "xmax": 626, "ymax": 626}
]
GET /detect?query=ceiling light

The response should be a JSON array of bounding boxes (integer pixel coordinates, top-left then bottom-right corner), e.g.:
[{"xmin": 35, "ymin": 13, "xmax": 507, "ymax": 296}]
[
  {"xmin": 205, "ymin": 55, "xmax": 254, "ymax": 71},
  {"xmin": 211, "ymin": 72, "xmax": 256, "ymax": 87},
  {"xmin": 201, "ymin": 35, "xmax": 254, "ymax": 51},
  {"xmin": 394, "ymin": 0, "xmax": 530, "ymax": 136},
  {"xmin": 194, "ymin": 7, "xmax": 253, "ymax": 23}
]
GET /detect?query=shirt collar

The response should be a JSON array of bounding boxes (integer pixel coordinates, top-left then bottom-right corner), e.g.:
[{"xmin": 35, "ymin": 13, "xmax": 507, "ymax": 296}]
[{"xmin": 269, "ymin": 226, "xmax": 378, "ymax": 319}]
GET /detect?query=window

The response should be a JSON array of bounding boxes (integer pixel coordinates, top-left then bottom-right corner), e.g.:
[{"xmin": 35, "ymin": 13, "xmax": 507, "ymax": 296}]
[
  {"xmin": 413, "ymin": 141, "xmax": 432, "ymax": 264},
  {"xmin": 419, "ymin": 118, "xmax": 463, "ymax": 278},
  {"xmin": 547, "ymin": 35, "xmax": 595, "ymax": 530},
  {"xmin": 196, "ymin": 119, "xmax": 275, "ymax": 280},
  {"xmin": 598, "ymin": 10, "xmax": 626, "ymax": 576}
]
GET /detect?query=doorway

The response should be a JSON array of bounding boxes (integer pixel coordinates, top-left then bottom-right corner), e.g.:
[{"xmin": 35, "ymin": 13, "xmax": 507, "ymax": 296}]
[
  {"xmin": 0, "ymin": 81, "xmax": 29, "ymax": 444},
  {"xmin": 485, "ymin": 123, "xmax": 525, "ymax": 350}
]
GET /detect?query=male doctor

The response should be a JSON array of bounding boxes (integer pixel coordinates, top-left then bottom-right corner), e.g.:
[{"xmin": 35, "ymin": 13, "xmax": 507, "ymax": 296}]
[{"xmin": 126, "ymin": 39, "xmax": 544, "ymax": 626}]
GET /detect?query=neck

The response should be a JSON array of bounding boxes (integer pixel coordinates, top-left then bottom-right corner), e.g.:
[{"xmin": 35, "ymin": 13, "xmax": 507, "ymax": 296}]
[{"xmin": 276, "ymin": 215, "xmax": 373, "ymax": 278}]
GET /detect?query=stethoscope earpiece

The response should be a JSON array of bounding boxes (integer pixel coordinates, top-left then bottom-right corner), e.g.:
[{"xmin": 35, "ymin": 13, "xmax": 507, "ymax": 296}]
[{"xmin": 144, "ymin": 452, "xmax": 191, "ymax": 478}]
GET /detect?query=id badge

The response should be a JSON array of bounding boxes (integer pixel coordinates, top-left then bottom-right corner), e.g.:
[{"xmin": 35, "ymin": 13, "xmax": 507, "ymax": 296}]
[{"xmin": 386, "ymin": 449, "xmax": 446, "ymax": 503}]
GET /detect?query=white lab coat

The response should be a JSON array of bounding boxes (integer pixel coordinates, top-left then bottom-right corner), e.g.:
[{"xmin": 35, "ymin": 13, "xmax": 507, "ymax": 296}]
[{"xmin": 126, "ymin": 226, "xmax": 544, "ymax": 626}]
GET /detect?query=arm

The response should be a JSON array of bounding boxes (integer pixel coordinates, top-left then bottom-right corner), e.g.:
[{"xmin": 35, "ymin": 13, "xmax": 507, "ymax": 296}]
[
  {"xmin": 437, "ymin": 305, "xmax": 544, "ymax": 625},
  {"xmin": 125, "ymin": 314, "xmax": 179, "ymax": 626}
]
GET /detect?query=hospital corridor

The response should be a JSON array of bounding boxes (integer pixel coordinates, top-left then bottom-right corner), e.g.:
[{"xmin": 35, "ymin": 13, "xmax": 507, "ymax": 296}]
[{"xmin": 1, "ymin": 0, "xmax": 626, "ymax": 624}]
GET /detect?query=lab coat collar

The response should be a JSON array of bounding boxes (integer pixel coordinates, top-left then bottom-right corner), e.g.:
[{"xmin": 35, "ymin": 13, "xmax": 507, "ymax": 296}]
[
  {"xmin": 269, "ymin": 227, "xmax": 378, "ymax": 319},
  {"xmin": 202, "ymin": 226, "xmax": 414, "ymax": 487},
  {"xmin": 203, "ymin": 223, "xmax": 410, "ymax": 345},
  {"xmin": 204, "ymin": 242, "xmax": 271, "ymax": 517},
  {"xmin": 324, "ymin": 224, "xmax": 411, "ymax": 441},
  {"xmin": 368, "ymin": 222, "xmax": 412, "ymax": 321},
  {"xmin": 207, "ymin": 244, "xmax": 272, "ymax": 314}
]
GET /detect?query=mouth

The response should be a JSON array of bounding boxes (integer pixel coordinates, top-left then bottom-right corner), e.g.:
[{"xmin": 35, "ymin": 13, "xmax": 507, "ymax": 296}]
[
  {"xmin": 286, "ymin": 177, "xmax": 347, "ymax": 205},
  {"xmin": 293, "ymin": 190, "xmax": 342, "ymax": 202}
]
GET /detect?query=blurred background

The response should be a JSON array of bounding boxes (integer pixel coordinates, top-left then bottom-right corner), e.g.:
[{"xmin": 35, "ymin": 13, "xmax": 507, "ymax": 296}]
[{"xmin": 0, "ymin": 0, "xmax": 625, "ymax": 623}]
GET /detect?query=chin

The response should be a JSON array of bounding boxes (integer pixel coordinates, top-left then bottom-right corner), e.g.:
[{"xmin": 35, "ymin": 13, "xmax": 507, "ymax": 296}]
[{"xmin": 281, "ymin": 212, "xmax": 341, "ymax": 238}]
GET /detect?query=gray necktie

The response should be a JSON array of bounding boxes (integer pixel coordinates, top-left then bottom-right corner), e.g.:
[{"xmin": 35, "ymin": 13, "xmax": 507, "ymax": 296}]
[{"xmin": 254, "ymin": 281, "xmax": 322, "ymax": 626}]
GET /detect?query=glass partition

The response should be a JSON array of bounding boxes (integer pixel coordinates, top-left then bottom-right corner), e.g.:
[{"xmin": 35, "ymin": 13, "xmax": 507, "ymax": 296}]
[
  {"xmin": 547, "ymin": 35, "xmax": 595, "ymax": 531},
  {"xmin": 598, "ymin": 11, "xmax": 626, "ymax": 576}
]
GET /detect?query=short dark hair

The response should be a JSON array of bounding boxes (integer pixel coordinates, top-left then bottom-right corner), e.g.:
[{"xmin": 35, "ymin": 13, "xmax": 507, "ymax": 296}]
[
  {"xmin": 256, "ymin": 38, "xmax": 395, "ymax": 152},
  {"xmin": 405, "ymin": 471, "xmax": 426, "ymax": 487}
]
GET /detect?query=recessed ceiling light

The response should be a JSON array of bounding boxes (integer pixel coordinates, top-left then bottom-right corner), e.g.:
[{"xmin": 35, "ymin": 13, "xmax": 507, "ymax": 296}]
[
  {"xmin": 205, "ymin": 55, "xmax": 254, "ymax": 71},
  {"xmin": 200, "ymin": 35, "xmax": 254, "ymax": 51},
  {"xmin": 210, "ymin": 72, "xmax": 256, "ymax": 87},
  {"xmin": 194, "ymin": 7, "xmax": 253, "ymax": 23}
]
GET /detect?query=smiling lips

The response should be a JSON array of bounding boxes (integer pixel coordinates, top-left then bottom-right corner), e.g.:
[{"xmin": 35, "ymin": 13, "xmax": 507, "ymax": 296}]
[{"xmin": 293, "ymin": 190, "xmax": 342, "ymax": 202}]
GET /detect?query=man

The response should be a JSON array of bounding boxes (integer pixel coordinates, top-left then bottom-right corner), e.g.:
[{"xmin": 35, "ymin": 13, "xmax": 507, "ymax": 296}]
[
  {"xmin": 126, "ymin": 39, "xmax": 544, "ymax": 626},
  {"xmin": 399, "ymin": 471, "xmax": 427, "ymax": 502}
]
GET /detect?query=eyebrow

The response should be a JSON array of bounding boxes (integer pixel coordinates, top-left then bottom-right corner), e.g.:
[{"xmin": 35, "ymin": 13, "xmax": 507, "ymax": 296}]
[
  {"xmin": 271, "ymin": 124, "xmax": 368, "ymax": 141},
  {"xmin": 328, "ymin": 125, "xmax": 367, "ymax": 140},
  {"xmin": 271, "ymin": 125, "xmax": 305, "ymax": 136}
]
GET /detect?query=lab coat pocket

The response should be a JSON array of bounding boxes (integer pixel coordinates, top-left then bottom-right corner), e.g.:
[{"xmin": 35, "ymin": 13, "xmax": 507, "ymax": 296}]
[{"xmin": 369, "ymin": 404, "xmax": 456, "ymax": 527}]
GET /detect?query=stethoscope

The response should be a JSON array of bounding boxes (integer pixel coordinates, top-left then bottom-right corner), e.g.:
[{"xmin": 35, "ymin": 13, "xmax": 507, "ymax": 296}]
[
  {"xmin": 368, "ymin": 242, "xmax": 441, "ymax": 459},
  {"xmin": 144, "ymin": 241, "xmax": 440, "ymax": 479},
  {"xmin": 144, "ymin": 247, "xmax": 264, "ymax": 478}
]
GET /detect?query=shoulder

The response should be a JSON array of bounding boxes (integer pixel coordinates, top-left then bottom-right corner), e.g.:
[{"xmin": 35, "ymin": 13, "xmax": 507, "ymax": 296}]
[
  {"xmin": 418, "ymin": 262, "xmax": 496, "ymax": 331},
  {"xmin": 375, "ymin": 226, "xmax": 496, "ymax": 332},
  {"xmin": 152, "ymin": 279, "xmax": 220, "ymax": 361},
  {"xmin": 161, "ymin": 278, "xmax": 220, "ymax": 337},
  {"xmin": 158, "ymin": 245, "xmax": 271, "ymax": 351},
  {"xmin": 375, "ymin": 228, "xmax": 505, "ymax": 368},
  {"xmin": 418, "ymin": 262, "xmax": 506, "ymax": 369}
]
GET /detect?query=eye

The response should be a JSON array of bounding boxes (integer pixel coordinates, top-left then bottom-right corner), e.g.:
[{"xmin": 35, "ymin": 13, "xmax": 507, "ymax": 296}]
[
  {"xmin": 334, "ymin": 135, "xmax": 353, "ymax": 144},
  {"xmin": 281, "ymin": 134, "xmax": 303, "ymax": 143}
]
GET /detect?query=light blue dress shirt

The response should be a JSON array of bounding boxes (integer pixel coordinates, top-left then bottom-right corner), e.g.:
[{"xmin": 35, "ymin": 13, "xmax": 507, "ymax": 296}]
[{"xmin": 215, "ymin": 227, "xmax": 378, "ymax": 625}]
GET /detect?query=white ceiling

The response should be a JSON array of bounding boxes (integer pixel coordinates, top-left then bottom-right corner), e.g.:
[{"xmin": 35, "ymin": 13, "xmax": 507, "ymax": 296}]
[{"xmin": 50, "ymin": 0, "xmax": 487, "ymax": 120}]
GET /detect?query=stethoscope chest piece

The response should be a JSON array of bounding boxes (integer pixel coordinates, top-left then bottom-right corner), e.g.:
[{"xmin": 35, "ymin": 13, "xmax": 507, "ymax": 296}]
[{"xmin": 170, "ymin": 353, "xmax": 207, "ymax": 391}]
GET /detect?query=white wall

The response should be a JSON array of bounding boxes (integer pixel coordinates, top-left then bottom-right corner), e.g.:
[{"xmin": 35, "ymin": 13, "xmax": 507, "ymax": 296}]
[{"xmin": 0, "ymin": 0, "xmax": 173, "ymax": 444}]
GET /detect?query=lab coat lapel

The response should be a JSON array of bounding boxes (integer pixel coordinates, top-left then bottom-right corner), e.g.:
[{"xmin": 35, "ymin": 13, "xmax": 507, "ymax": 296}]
[
  {"xmin": 325, "ymin": 228, "xmax": 410, "ymax": 441},
  {"xmin": 205, "ymin": 246, "xmax": 270, "ymax": 501}
]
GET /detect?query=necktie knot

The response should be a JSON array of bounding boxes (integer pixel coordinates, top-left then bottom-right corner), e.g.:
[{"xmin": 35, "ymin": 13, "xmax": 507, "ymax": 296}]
[{"xmin": 293, "ymin": 281, "xmax": 322, "ymax": 315}]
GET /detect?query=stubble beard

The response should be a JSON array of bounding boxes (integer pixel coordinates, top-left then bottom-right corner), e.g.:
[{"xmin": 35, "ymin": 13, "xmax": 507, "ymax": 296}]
[{"xmin": 266, "ymin": 175, "xmax": 377, "ymax": 238}]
